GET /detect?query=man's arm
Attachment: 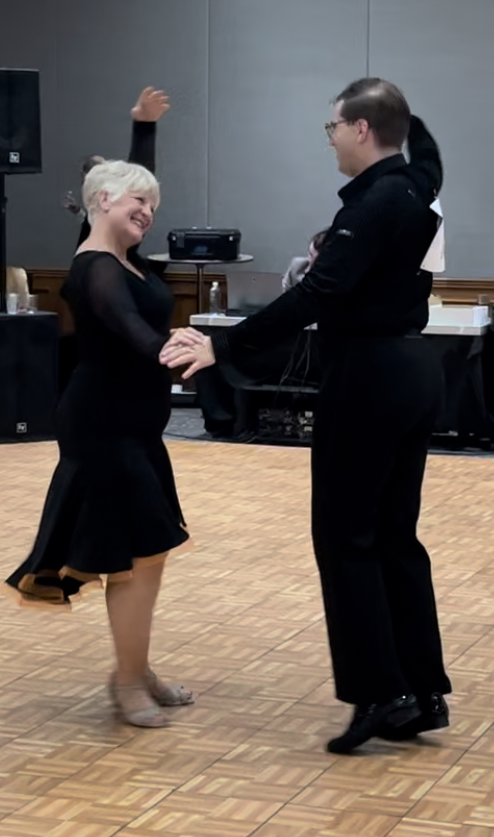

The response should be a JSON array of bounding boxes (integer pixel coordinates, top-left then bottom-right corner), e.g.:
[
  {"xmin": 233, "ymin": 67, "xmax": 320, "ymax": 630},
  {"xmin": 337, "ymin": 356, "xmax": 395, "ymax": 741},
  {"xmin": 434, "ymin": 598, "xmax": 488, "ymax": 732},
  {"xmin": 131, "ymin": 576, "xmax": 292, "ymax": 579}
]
[
  {"xmin": 209, "ymin": 187, "xmax": 402, "ymax": 364},
  {"xmin": 128, "ymin": 87, "xmax": 170, "ymax": 174},
  {"xmin": 128, "ymin": 122, "xmax": 157, "ymax": 172},
  {"xmin": 161, "ymin": 184, "xmax": 404, "ymax": 379},
  {"xmin": 407, "ymin": 115, "xmax": 443, "ymax": 196}
]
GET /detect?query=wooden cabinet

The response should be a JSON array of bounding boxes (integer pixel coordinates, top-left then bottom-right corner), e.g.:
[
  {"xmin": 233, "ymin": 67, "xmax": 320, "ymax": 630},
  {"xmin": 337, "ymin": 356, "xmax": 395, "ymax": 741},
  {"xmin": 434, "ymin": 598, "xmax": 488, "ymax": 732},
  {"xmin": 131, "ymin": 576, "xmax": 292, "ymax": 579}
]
[
  {"xmin": 432, "ymin": 278, "xmax": 494, "ymax": 304},
  {"xmin": 28, "ymin": 268, "xmax": 494, "ymax": 329},
  {"xmin": 28, "ymin": 267, "xmax": 228, "ymax": 335},
  {"xmin": 28, "ymin": 269, "xmax": 73, "ymax": 333}
]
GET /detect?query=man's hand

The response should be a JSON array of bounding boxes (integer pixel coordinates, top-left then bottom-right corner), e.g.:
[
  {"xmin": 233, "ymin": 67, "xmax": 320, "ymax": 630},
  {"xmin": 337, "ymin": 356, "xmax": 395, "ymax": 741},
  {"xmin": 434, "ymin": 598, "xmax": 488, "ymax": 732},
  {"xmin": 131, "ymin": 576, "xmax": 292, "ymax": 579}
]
[
  {"xmin": 159, "ymin": 333, "xmax": 216, "ymax": 379},
  {"xmin": 131, "ymin": 87, "xmax": 170, "ymax": 122}
]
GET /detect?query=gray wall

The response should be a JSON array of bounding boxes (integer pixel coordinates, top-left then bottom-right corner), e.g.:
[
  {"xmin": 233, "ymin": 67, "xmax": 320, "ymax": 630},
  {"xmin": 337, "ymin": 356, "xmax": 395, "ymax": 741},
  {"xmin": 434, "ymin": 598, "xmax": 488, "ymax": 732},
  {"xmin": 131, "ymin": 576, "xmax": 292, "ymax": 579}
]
[
  {"xmin": 1, "ymin": 0, "xmax": 493, "ymax": 276},
  {"xmin": 369, "ymin": 0, "xmax": 494, "ymax": 278}
]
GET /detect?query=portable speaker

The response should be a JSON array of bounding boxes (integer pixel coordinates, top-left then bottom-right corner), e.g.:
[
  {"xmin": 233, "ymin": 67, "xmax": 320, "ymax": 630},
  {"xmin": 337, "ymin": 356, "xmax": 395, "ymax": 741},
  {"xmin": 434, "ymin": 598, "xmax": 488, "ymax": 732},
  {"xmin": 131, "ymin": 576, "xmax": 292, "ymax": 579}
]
[
  {"xmin": 0, "ymin": 68, "xmax": 42, "ymax": 174},
  {"xmin": 0, "ymin": 312, "xmax": 58, "ymax": 441}
]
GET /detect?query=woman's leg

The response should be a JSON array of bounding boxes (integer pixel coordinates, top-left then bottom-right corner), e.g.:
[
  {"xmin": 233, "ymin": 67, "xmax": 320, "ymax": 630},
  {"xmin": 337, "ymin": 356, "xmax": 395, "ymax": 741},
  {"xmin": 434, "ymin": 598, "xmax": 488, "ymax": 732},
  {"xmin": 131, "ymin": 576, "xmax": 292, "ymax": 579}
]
[{"xmin": 105, "ymin": 556, "xmax": 166, "ymax": 687}]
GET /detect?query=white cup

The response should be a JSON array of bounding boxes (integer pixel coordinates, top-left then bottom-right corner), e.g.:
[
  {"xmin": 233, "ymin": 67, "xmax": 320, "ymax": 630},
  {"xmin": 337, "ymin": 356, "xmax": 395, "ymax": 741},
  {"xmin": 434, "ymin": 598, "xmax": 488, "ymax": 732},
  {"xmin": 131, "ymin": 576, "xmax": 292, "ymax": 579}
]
[{"xmin": 6, "ymin": 293, "xmax": 19, "ymax": 315}]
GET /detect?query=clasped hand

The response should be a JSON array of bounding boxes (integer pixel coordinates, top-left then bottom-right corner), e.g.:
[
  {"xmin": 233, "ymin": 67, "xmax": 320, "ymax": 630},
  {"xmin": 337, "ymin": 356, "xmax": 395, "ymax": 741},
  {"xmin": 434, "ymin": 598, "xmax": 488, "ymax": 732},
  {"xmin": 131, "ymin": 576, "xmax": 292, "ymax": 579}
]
[{"xmin": 159, "ymin": 328, "xmax": 216, "ymax": 379}]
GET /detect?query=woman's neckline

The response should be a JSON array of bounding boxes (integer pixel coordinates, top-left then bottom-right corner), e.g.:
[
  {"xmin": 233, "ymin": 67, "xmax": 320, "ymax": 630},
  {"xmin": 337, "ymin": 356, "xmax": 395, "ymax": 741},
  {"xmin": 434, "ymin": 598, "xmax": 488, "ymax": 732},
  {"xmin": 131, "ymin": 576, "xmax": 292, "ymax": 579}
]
[{"xmin": 74, "ymin": 249, "xmax": 146, "ymax": 281}]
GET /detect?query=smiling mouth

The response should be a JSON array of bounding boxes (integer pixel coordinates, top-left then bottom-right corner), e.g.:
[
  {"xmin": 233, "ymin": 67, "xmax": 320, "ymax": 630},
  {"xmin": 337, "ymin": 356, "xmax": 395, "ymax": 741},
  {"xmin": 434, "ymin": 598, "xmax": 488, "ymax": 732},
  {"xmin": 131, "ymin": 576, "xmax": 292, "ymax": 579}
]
[{"xmin": 131, "ymin": 218, "xmax": 149, "ymax": 233}]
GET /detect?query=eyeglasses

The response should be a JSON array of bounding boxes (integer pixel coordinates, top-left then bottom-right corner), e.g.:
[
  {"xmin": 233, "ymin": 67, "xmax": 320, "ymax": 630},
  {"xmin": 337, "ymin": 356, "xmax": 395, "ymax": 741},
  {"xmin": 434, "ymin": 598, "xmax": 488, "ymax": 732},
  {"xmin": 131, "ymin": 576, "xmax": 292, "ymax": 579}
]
[{"xmin": 324, "ymin": 120, "xmax": 350, "ymax": 138}]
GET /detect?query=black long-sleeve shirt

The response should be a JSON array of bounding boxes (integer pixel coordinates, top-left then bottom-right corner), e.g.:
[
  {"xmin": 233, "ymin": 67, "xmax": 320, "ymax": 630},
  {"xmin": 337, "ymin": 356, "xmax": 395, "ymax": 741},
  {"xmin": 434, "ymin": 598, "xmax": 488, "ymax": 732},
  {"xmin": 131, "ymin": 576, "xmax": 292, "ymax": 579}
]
[
  {"xmin": 211, "ymin": 116, "xmax": 442, "ymax": 369},
  {"xmin": 76, "ymin": 120, "xmax": 157, "ymax": 248}
]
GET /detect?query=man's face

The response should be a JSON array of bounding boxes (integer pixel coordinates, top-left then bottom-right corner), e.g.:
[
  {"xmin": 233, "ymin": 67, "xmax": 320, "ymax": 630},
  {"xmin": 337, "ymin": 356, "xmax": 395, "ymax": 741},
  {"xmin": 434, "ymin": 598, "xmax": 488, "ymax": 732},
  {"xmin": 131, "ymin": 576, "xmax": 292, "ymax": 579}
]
[{"xmin": 326, "ymin": 101, "xmax": 365, "ymax": 178}]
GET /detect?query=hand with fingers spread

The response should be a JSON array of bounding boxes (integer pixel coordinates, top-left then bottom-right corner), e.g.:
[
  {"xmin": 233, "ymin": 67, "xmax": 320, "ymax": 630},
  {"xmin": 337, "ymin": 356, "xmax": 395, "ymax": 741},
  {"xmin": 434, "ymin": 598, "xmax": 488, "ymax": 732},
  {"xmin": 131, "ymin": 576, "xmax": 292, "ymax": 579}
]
[
  {"xmin": 159, "ymin": 333, "xmax": 216, "ymax": 379},
  {"xmin": 131, "ymin": 87, "xmax": 170, "ymax": 122},
  {"xmin": 167, "ymin": 327, "xmax": 207, "ymax": 348}
]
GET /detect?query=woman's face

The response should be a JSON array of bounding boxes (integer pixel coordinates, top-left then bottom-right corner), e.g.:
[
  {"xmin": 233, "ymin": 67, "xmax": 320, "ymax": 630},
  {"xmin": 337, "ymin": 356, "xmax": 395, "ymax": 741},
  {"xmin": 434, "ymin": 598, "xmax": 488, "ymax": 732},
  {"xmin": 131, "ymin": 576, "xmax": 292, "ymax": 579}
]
[{"xmin": 103, "ymin": 190, "xmax": 156, "ymax": 247}]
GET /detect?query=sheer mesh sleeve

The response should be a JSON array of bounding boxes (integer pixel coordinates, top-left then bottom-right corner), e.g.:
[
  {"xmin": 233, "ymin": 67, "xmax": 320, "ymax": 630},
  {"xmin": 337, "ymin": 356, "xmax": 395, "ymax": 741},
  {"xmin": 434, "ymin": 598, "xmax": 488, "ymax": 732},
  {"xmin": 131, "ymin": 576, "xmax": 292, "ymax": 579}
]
[
  {"xmin": 128, "ymin": 121, "xmax": 156, "ymax": 173},
  {"xmin": 82, "ymin": 253, "xmax": 165, "ymax": 359}
]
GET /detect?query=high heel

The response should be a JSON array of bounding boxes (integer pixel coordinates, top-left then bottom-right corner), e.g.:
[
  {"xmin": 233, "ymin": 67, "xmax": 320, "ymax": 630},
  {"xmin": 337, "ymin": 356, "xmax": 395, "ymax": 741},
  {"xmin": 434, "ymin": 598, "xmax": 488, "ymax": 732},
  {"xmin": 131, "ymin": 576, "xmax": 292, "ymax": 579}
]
[
  {"xmin": 108, "ymin": 675, "xmax": 170, "ymax": 728},
  {"xmin": 144, "ymin": 667, "xmax": 195, "ymax": 706}
]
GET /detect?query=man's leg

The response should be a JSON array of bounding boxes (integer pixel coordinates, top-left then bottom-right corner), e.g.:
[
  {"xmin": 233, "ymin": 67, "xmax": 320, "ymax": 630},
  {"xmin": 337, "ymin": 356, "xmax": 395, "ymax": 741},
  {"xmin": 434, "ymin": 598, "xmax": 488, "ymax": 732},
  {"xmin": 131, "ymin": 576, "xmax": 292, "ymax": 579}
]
[
  {"xmin": 311, "ymin": 408, "xmax": 410, "ymax": 707},
  {"xmin": 311, "ymin": 337, "xmax": 445, "ymax": 752},
  {"xmin": 377, "ymin": 420, "xmax": 451, "ymax": 697},
  {"xmin": 374, "ymin": 418, "xmax": 451, "ymax": 738}
]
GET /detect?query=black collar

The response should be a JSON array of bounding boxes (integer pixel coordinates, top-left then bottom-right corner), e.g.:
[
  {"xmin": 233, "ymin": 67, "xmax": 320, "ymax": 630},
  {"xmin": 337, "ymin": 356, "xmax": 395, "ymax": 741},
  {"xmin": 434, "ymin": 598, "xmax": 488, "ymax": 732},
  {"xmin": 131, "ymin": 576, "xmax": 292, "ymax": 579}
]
[{"xmin": 338, "ymin": 153, "xmax": 406, "ymax": 203}]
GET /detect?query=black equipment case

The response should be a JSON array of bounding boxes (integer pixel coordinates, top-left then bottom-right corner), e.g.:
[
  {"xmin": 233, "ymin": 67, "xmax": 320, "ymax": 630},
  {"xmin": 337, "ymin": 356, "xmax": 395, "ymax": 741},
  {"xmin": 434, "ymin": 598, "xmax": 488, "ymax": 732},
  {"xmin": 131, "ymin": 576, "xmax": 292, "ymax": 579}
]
[{"xmin": 168, "ymin": 227, "xmax": 241, "ymax": 261}]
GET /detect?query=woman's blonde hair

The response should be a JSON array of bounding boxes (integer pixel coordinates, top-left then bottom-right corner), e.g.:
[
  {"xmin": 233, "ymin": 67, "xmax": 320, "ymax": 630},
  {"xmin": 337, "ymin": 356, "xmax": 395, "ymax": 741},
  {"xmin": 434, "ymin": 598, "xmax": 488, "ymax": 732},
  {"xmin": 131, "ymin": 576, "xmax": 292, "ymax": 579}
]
[{"xmin": 82, "ymin": 159, "xmax": 160, "ymax": 223}]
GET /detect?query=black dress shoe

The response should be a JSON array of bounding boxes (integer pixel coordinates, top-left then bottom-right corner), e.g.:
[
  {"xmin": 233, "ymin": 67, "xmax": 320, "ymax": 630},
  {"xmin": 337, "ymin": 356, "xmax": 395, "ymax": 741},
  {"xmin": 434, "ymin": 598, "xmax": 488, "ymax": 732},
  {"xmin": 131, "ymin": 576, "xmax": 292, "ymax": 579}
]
[
  {"xmin": 327, "ymin": 694, "xmax": 420, "ymax": 755},
  {"xmin": 377, "ymin": 692, "xmax": 449, "ymax": 741}
]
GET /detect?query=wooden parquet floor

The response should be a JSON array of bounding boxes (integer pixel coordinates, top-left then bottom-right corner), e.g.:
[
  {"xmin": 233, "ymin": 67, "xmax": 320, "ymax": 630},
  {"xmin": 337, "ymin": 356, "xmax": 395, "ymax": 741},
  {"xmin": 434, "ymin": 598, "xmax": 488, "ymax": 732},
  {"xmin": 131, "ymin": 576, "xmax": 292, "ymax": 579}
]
[{"xmin": 1, "ymin": 441, "xmax": 494, "ymax": 836}]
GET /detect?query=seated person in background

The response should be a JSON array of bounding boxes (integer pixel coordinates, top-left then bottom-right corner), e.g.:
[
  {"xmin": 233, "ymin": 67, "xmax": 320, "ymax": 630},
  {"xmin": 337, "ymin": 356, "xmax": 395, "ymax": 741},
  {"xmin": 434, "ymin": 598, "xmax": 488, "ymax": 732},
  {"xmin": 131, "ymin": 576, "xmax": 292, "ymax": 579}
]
[
  {"xmin": 195, "ymin": 231, "xmax": 326, "ymax": 437},
  {"xmin": 6, "ymin": 266, "xmax": 29, "ymax": 296},
  {"xmin": 281, "ymin": 229, "xmax": 328, "ymax": 292}
]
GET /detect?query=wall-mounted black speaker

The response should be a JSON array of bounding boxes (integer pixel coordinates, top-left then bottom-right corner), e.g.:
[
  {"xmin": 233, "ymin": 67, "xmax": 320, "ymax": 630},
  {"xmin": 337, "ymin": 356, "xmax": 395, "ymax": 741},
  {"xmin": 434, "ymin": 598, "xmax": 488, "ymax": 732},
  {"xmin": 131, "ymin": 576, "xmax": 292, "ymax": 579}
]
[{"xmin": 0, "ymin": 68, "xmax": 42, "ymax": 174}]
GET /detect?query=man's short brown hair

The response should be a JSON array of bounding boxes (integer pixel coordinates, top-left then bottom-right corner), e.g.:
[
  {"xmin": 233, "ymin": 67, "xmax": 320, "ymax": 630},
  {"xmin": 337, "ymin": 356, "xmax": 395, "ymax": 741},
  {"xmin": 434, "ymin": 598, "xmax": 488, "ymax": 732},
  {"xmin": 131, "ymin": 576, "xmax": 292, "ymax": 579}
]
[{"xmin": 336, "ymin": 78, "xmax": 410, "ymax": 148}]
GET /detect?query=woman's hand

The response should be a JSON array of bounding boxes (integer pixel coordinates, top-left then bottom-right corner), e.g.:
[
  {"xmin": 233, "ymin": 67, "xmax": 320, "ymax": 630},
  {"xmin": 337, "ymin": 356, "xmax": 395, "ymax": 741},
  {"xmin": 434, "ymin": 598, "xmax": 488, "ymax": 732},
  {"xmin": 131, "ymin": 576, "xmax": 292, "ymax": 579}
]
[
  {"xmin": 167, "ymin": 327, "xmax": 207, "ymax": 348},
  {"xmin": 131, "ymin": 87, "xmax": 170, "ymax": 122},
  {"xmin": 159, "ymin": 334, "xmax": 216, "ymax": 379}
]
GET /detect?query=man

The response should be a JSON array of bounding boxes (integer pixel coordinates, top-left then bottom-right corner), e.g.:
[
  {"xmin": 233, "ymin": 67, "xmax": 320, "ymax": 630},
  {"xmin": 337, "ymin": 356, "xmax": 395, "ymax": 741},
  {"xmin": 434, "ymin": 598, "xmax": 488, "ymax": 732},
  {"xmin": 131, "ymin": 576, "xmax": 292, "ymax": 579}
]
[{"xmin": 161, "ymin": 78, "xmax": 451, "ymax": 754}]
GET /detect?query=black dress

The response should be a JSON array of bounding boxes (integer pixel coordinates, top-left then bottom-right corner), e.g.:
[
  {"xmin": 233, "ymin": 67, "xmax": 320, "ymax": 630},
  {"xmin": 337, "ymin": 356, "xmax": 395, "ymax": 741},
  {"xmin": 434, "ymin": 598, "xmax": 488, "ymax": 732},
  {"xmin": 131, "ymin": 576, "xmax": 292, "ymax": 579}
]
[{"xmin": 5, "ymin": 251, "xmax": 189, "ymax": 606}]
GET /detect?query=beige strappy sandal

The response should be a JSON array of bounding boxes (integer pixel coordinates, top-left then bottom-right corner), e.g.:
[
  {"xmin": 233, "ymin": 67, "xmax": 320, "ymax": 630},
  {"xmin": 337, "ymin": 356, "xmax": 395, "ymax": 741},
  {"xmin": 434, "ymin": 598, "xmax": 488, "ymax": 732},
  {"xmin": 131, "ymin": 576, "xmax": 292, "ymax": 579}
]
[
  {"xmin": 144, "ymin": 667, "xmax": 195, "ymax": 706},
  {"xmin": 108, "ymin": 675, "xmax": 170, "ymax": 728}
]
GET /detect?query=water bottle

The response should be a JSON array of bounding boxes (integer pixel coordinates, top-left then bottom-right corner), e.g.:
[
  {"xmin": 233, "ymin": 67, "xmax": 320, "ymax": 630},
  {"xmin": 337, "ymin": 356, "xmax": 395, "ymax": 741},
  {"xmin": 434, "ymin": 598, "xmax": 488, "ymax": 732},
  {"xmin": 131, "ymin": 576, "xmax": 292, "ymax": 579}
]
[{"xmin": 209, "ymin": 281, "xmax": 222, "ymax": 315}]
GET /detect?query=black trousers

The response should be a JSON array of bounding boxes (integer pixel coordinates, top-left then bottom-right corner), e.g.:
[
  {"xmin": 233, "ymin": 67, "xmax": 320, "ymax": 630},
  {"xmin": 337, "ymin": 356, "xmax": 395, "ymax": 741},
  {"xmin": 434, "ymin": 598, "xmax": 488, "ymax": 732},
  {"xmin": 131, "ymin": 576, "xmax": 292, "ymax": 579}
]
[{"xmin": 311, "ymin": 335, "xmax": 452, "ymax": 706}]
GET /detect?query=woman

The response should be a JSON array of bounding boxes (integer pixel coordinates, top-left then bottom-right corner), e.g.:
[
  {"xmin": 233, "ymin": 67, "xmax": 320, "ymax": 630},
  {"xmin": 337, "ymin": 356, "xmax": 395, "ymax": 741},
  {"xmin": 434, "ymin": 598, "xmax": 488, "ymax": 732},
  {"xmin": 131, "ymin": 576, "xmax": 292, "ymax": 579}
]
[
  {"xmin": 59, "ymin": 87, "xmax": 168, "ymax": 395},
  {"xmin": 5, "ymin": 159, "xmax": 196, "ymax": 728}
]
